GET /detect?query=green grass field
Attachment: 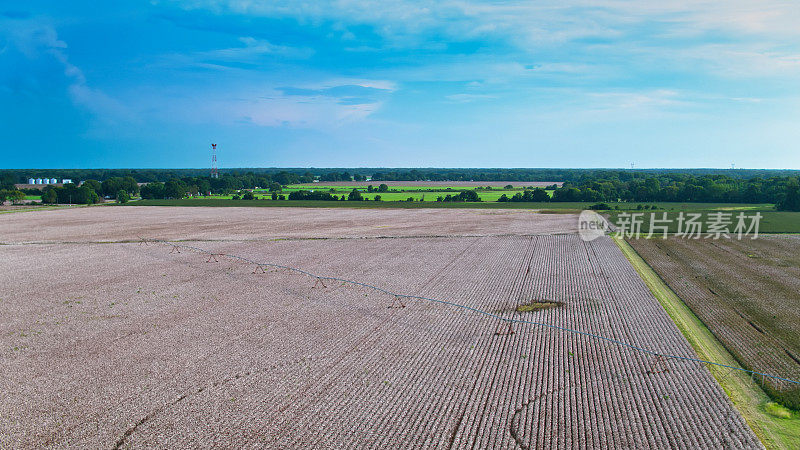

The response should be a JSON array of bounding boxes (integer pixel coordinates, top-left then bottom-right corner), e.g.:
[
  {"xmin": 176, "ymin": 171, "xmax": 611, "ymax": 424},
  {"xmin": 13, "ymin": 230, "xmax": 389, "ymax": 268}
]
[
  {"xmin": 272, "ymin": 185, "xmax": 554, "ymax": 201},
  {"xmin": 282, "ymin": 184, "xmax": 533, "ymax": 191}
]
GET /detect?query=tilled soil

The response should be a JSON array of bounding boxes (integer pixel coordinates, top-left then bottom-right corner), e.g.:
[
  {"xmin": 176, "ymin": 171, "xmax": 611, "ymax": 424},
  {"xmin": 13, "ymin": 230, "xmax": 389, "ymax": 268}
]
[{"xmin": 0, "ymin": 208, "xmax": 760, "ymax": 448}]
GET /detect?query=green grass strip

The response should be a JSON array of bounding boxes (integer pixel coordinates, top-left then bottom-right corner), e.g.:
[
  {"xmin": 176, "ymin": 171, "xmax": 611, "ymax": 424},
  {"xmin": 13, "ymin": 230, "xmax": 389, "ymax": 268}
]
[{"xmin": 614, "ymin": 237, "xmax": 800, "ymax": 449}]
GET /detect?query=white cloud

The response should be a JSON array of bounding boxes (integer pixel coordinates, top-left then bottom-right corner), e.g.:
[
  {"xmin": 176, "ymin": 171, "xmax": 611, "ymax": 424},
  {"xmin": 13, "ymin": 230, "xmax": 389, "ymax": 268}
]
[
  {"xmin": 172, "ymin": 0, "xmax": 800, "ymax": 79},
  {"xmin": 1, "ymin": 17, "xmax": 130, "ymax": 120},
  {"xmin": 445, "ymin": 93, "xmax": 495, "ymax": 103}
]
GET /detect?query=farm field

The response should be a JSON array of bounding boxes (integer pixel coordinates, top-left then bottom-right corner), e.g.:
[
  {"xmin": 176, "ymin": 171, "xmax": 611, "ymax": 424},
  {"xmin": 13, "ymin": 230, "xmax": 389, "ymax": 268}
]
[
  {"xmin": 0, "ymin": 207, "xmax": 761, "ymax": 448},
  {"xmin": 290, "ymin": 181, "xmax": 562, "ymax": 188},
  {"xmin": 128, "ymin": 200, "xmax": 800, "ymax": 234},
  {"xmin": 276, "ymin": 189, "xmax": 545, "ymax": 202},
  {"xmin": 133, "ymin": 198, "xmax": 587, "ymax": 210},
  {"xmin": 259, "ymin": 185, "xmax": 554, "ymax": 202},
  {"xmin": 628, "ymin": 236, "xmax": 800, "ymax": 411},
  {"xmin": 0, "ymin": 206, "xmax": 577, "ymax": 243},
  {"xmin": 133, "ymin": 198, "xmax": 775, "ymax": 211},
  {"xmin": 0, "ymin": 204, "xmax": 81, "ymax": 214}
]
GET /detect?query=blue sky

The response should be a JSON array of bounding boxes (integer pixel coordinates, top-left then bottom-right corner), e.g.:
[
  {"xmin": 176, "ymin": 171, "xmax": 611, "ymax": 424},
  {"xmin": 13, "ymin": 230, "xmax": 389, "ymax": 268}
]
[{"xmin": 2, "ymin": 1, "xmax": 799, "ymax": 169}]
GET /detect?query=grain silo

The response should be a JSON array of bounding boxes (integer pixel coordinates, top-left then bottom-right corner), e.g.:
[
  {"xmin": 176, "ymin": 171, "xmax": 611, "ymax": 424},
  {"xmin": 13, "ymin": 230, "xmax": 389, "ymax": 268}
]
[
  {"xmin": 50, "ymin": 178, "xmax": 58, "ymax": 184},
  {"xmin": 35, "ymin": 178, "xmax": 43, "ymax": 184},
  {"xmin": 28, "ymin": 178, "xmax": 35, "ymax": 184}
]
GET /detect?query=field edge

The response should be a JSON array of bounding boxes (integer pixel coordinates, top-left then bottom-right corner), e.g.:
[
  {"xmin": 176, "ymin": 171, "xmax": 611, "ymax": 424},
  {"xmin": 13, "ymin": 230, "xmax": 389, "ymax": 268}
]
[{"xmin": 614, "ymin": 237, "xmax": 800, "ymax": 450}]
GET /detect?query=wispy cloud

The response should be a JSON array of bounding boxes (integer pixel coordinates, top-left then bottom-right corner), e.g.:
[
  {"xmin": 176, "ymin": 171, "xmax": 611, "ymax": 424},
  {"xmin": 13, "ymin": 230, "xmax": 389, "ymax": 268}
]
[
  {"xmin": 167, "ymin": 36, "xmax": 314, "ymax": 70},
  {"xmin": 4, "ymin": 1, "xmax": 800, "ymax": 167},
  {"xmin": 445, "ymin": 93, "xmax": 495, "ymax": 103},
  {"xmin": 0, "ymin": 15, "xmax": 129, "ymax": 120},
  {"xmin": 172, "ymin": 0, "xmax": 800, "ymax": 79},
  {"xmin": 276, "ymin": 83, "xmax": 393, "ymax": 105}
]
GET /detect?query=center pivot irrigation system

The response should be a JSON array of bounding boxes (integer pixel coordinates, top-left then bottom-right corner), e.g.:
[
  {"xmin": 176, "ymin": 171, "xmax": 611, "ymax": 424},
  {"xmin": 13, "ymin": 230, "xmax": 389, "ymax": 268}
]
[{"xmin": 139, "ymin": 237, "xmax": 800, "ymax": 387}]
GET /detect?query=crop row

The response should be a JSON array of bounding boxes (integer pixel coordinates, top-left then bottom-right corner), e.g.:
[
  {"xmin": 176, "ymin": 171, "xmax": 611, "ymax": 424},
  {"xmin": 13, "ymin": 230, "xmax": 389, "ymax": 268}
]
[
  {"xmin": 628, "ymin": 235, "xmax": 800, "ymax": 409},
  {"xmin": 122, "ymin": 235, "xmax": 758, "ymax": 448}
]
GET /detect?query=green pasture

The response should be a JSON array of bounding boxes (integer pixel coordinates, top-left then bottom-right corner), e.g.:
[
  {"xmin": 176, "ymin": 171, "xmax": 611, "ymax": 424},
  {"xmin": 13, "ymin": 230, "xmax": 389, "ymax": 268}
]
[
  {"xmin": 283, "ymin": 184, "xmax": 537, "ymax": 191},
  {"xmin": 276, "ymin": 184, "xmax": 554, "ymax": 201}
]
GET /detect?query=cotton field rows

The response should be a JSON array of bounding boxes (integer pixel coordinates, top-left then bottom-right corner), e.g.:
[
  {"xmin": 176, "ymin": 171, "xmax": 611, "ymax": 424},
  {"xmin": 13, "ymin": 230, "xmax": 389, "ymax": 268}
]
[{"xmin": 0, "ymin": 214, "xmax": 760, "ymax": 447}]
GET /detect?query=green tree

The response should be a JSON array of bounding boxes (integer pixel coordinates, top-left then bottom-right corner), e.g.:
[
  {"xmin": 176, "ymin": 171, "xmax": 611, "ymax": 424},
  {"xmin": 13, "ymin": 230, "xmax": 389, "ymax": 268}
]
[
  {"xmin": 83, "ymin": 179, "xmax": 102, "ymax": 194},
  {"xmin": 0, "ymin": 189, "xmax": 25, "ymax": 203},
  {"xmin": 348, "ymin": 188, "xmax": 363, "ymax": 201},
  {"xmin": 456, "ymin": 190, "xmax": 480, "ymax": 202},
  {"xmin": 530, "ymin": 188, "xmax": 550, "ymax": 202},
  {"xmin": 377, "ymin": 184, "xmax": 389, "ymax": 193},
  {"xmin": 164, "ymin": 179, "xmax": 186, "ymax": 199},
  {"xmin": 777, "ymin": 178, "xmax": 800, "ymax": 211},
  {"xmin": 552, "ymin": 187, "xmax": 582, "ymax": 202},
  {"xmin": 121, "ymin": 176, "xmax": 139, "ymax": 195},
  {"xmin": 116, "ymin": 189, "xmax": 130, "ymax": 204},
  {"xmin": 242, "ymin": 191, "xmax": 255, "ymax": 200},
  {"xmin": 101, "ymin": 178, "xmax": 121, "ymax": 197},
  {"xmin": 140, "ymin": 182, "xmax": 165, "ymax": 199},
  {"xmin": 0, "ymin": 174, "xmax": 16, "ymax": 190},
  {"xmin": 197, "ymin": 179, "xmax": 211, "ymax": 195},
  {"xmin": 78, "ymin": 186, "xmax": 100, "ymax": 204},
  {"xmin": 41, "ymin": 187, "xmax": 58, "ymax": 204}
]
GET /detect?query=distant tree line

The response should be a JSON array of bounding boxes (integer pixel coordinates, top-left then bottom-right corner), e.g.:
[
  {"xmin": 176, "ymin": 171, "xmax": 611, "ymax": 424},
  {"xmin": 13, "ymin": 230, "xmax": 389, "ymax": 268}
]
[
  {"xmin": 286, "ymin": 189, "xmax": 369, "ymax": 201},
  {"xmin": 498, "ymin": 188, "xmax": 550, "ymax": 202},
  {"xmin": 0, "ymin": 189, "xmax": 26, "ymax": 203},
  {"xmin": 555, "ymin": 174, "xmax": 800, "ymax": 204},
  {"xmin": 436, "ymin": 190, "xmax": 481, "ymax": 202},
  {"xmin": 367, "ymin": 168, "xmax": 800, "ymax": 183},
  {"xmin": 39, "ymin": 177, "xmax": 140, "ymax": 204},
  {"xmin": 139, "ymin": 174, "xmax": 287, "ymax": 199},
  {"xmin": 319, "ymin": 171, "xmax": 367, "ymax": 182},
  {"xmin": 777, "ymin": 177, "xmax": 800, "ymax": 211},
  {"xmin": 41, "ymin": 184, "xmax": 100, "ymax": 204},
  {"xmin": 4, "ymin": 168, "xmax": 800, "ymax": 185},
  {"xmin": 491, "ymin": 175, "xmax": 800, "ymax": 208},
  {"xmin": 4, "ymin": 169, "xmax": 800, "ymax": 208}
]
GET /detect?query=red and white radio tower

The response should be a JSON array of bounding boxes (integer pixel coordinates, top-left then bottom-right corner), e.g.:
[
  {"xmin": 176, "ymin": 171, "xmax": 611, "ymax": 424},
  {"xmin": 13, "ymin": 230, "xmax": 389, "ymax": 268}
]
[{"xmin": 211, "ymin": 143, "xmax": 218, "ymax": 179}]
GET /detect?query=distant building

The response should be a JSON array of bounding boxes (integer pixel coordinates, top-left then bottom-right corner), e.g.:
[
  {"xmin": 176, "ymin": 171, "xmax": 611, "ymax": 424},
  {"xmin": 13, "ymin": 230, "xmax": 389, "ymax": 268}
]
[
  {"xmin": 28, "ymin": 178, "xmax": 35, "ymax": 184},
  {"xmin": 35, "ymin": 178, "xmax": 43, "ymax": 184},
  {"xmin": 62, "ymin": 179, "xmax": 73, "ymax": 184},
  {"xmin": 49, "ymin": 178, "xmax": 58, "ymax": 184}
]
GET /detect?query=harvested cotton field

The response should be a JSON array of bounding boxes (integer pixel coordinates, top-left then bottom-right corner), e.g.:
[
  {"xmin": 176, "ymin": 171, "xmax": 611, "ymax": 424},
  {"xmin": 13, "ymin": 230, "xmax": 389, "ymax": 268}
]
[
  {"xmin": 0, "ymin": 206, "xmax": 576, "ymax": 244},
  {"xmin": 0, "ymin": 208, "xmax": 759, "ymax": 448},
  {"xmin": 629, "ymin": 235, "xmax": 800, "ymax": 410}
]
